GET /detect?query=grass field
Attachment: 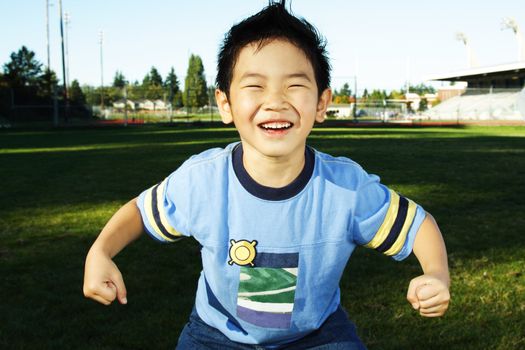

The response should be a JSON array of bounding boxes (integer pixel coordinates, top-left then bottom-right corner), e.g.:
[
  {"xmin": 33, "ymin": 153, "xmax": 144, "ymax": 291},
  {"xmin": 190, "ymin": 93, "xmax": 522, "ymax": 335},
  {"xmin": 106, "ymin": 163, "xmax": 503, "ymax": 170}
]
[{"xmin": 0, "ymin": 125, "xmax": 524, "ymax": 349}]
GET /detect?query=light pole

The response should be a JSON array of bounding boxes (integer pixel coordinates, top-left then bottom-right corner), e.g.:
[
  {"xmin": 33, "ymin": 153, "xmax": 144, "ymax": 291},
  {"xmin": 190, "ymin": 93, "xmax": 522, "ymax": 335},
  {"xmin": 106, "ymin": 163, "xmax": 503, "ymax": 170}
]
[
  {"xmin": 64, "ymin": 12, "xmax": 70, "ymax": 89},
  {"xmin": 99, "ymin": 30, "xmax": 104, "ymax": 111},
  {"xmin": 45, "ymin": 0, "xmax": 51, "ymax": 71},
  {"xmin": 455, "ymin": 32, "xmax": 478, "ymax": 68},
  {"xmin": 58, "ymin": 0, "xmax": 67, "ymax": 95},
  {"xmin": 58, "ymin": 0, "xmax": 68, "ymax": 122},
  {"xmin": 501, "ymin": 17, "xmax": 525, "ymax": 62}
]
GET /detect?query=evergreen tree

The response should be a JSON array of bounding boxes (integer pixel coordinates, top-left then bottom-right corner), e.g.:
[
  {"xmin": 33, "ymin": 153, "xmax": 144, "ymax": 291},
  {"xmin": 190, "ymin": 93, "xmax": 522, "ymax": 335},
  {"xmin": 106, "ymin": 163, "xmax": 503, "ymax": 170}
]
[
  {"xmin": 113, "ymin": 70, "xmax": 127, "ymax": 88},
  {"xmin": 183, "ymin": 54, "xmax": 208, "ymax": 108},
  {"xmin": 165, "ymin": 67, "xmax": 181, "ymax": 106},
  {"xmin": 148, "ymin": 66, "xmax": 163, "ymax": 86},
  {"xmin": 69, "ymin": 79, "xmax": 86, "ymax": 105},
  {"xmin": 339, "ymin": 82, "xmax": 352, "ymax": 97},
  {"xmin": 142, "ymin": 66, "xmax": 163, "ymax": 99},
  {"xmin": 368, "ymin": 89, "xmax": 387, "ymax": 101},
  {"xmin": 37, "ymin": 68, "xmax": 59, "ymax": 99},
  {"xmin": 3, "ymin": 46, "xmax": 43, "ymax": 87},
  {"xmin": 332, "ymin": 82, "xmax": 352, "ymax": 104}
]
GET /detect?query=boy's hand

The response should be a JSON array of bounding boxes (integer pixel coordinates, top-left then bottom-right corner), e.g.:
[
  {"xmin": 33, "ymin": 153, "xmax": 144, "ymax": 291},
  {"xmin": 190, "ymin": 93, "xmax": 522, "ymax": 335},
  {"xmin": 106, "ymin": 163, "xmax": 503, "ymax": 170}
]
[
  {"xmin": 406, "ymin": 273, "xmax": 450, "ymax": 317},
  {"xmin": 83, "ymin": 249, "xmax": 128, "ymax": 306}
]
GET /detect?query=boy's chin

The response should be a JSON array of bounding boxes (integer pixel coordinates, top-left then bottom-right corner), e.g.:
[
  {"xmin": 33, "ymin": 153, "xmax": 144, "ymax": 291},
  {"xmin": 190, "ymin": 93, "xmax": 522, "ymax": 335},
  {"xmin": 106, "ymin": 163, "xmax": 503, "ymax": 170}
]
[{"xmin": 245, "ymin": 142, "xmax": 306, "ymax": 159}]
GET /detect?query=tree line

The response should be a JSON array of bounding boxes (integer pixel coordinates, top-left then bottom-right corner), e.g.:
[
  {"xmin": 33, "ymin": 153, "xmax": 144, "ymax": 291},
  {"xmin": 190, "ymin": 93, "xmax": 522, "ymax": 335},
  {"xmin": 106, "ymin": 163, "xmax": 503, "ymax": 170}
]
[
  {"xmin": 332, "ymin": 82, "xmax": 437, "ymax": 104},
  {"xmin": 0, "ymin": 46, "xmax": 212, "ymax": 121},
  {"xmin": 86, "ymin": 54, "xmax": 211, "ymax": 110},
  {"xmin": 1, "ymin": 45, "xmax": 439, "ymax": 122}
]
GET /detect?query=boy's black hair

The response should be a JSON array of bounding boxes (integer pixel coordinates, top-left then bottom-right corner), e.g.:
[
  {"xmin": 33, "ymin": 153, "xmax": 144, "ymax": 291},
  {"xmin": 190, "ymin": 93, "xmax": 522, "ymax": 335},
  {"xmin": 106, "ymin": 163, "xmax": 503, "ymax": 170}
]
[{"xmin": 216, "ymin": 0, "xmax": 331, "ymax": 97}]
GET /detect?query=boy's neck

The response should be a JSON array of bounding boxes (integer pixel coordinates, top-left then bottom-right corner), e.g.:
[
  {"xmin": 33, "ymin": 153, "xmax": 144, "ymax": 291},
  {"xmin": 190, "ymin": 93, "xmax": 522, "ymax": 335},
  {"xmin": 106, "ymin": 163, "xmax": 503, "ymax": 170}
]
[{"xmin": 241, "ymin": 143, "xmax": 306, "ymax": 188}]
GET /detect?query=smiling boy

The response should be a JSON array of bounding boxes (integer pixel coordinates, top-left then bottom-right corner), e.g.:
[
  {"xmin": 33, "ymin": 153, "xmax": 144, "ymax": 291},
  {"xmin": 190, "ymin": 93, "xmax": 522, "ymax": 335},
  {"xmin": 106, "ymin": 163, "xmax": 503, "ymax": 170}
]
[{"xmin": 84, "ymin": 2, "xmax": 450, "ymax": 349}]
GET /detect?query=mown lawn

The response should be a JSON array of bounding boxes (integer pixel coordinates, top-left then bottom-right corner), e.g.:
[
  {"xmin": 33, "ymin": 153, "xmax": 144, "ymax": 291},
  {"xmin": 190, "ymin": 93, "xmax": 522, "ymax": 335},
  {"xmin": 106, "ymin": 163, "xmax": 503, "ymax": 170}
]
[{"xmin": 0, "ymin": 125, "xmax": 524, "ymax": 349}]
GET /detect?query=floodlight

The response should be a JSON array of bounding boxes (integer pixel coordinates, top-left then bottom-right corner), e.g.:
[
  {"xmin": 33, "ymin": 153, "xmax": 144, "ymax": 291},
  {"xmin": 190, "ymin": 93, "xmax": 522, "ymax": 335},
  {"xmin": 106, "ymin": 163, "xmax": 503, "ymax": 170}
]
[
  {"xmin": 455, "ymin": 32, "xmax": 467, "ymax": 45},
  {"xmin": 501, "ymin": 17, "xmax": 518, "ymax": 34}
]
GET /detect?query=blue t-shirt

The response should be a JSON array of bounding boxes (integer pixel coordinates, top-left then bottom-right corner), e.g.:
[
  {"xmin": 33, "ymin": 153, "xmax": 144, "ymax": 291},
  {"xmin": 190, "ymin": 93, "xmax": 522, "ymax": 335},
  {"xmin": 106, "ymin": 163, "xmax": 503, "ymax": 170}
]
[{"xmin": 137, "ymin": 142, "xmax": 426, "ymax": 346}]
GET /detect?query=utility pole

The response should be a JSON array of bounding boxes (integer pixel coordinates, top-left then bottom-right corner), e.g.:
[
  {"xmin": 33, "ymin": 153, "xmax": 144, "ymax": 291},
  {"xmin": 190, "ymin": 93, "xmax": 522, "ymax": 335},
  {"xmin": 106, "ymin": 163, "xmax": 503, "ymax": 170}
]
[
  {"xmin": 58, "ymin": 0, "xmax": 68, "ymax": 121},
  {"xmin": 99, "ymin": 30, "xmax": 104, "ymax": 111},
  {"xmin": 353, "ymin": 75, "xmax": 357, "ymax": 121},
  {"xmin": 64, "ymin": 11, "xmax": 70, "ymax": 88},
  {"xmin": 45, "ymin": 0, "xmax": 51, "ymax": 70}
]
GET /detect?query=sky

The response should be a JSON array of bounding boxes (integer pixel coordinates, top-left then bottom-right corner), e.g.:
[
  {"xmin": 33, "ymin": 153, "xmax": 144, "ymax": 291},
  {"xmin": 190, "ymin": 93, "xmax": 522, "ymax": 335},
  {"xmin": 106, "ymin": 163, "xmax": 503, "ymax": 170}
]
[{"xmin": 1, "ymin": 0, "xmax": 524, "ymax": 93}]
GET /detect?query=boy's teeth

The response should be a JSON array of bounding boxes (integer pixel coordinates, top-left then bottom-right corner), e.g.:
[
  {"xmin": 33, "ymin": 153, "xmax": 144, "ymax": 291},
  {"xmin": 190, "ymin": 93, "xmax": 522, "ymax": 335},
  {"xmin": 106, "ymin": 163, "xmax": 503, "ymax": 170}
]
[{"xmin": 261, "ymin": 122, "xmax": 291, "ymax": 129}]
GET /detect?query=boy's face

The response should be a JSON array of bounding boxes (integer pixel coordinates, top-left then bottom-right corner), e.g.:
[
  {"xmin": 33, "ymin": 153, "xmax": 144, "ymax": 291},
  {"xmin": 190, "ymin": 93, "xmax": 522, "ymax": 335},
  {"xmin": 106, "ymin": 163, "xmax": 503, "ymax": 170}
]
[{"xmin": 216, "ymin": 39, "xmax": 332, "ymax": 160}]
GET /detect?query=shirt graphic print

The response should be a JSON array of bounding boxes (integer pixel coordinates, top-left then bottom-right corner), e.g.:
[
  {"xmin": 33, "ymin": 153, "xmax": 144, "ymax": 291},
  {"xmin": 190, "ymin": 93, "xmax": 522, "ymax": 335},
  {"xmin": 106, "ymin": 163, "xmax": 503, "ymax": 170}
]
[{"xmin": 229, "ymin": 240, "xmax": 299, "ymax": 329}]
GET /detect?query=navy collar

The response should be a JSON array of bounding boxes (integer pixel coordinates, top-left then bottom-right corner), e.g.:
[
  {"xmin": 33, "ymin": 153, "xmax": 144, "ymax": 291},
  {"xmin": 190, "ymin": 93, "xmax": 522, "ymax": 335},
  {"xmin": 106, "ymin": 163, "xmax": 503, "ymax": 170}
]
[{"xmin": 232, "ymin": 144, "xmax": 315, "ymax": 201}]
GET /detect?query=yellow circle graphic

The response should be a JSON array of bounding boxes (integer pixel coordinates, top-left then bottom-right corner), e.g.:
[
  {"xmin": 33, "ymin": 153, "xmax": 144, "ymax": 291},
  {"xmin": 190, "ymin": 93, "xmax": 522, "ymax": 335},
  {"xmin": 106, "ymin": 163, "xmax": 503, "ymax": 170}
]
[{"xmin": 228, "ymin": 239, "xmax": 257, "ymax": 266}]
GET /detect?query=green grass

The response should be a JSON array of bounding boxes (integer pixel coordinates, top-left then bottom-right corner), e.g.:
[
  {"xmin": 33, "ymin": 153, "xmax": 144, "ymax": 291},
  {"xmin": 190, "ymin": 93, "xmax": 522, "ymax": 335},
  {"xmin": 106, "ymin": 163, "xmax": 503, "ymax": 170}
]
[{"xmin": 0, "ymin": 125, "xmax": 524, "ymax": 349}]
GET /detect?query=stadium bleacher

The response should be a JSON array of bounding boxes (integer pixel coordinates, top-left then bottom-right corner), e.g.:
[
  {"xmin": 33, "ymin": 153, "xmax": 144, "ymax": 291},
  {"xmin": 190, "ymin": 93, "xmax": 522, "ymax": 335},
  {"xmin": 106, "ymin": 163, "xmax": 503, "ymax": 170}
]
[{"xmin": 425, "ymin": 62, "xmax": 525, "ymax": 120}]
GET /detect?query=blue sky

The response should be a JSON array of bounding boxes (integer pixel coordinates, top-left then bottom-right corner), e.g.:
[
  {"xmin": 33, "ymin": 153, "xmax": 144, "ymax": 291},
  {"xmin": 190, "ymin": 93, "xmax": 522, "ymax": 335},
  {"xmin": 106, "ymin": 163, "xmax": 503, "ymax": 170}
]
[{"xmin": 1, "ymin": 0, "xmax": 524, "ymax": 92}]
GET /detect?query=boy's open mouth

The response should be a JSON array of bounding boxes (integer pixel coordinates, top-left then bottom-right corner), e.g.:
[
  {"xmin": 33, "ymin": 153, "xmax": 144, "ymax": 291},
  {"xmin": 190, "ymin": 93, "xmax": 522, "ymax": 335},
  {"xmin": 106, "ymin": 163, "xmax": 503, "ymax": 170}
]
[{"xmin": 258, "ymin": 121, "xmax": 293, "ymax": 130}]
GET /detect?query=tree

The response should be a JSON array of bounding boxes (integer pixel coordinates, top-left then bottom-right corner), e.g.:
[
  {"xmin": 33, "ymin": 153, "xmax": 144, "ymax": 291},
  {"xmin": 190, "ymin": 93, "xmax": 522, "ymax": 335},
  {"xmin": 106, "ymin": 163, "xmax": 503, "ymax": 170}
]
[
  {"xmin": 368, "ymin": 89, "xmax": 387, "ymax": 101},
  {"xmin": 183, "ymin": 54, "xmax": 208, "ymax": 108},
  {"xmin": 69, "ymin": 79, "xmax": 86, "ymax": 105},
  {"xmin": 418, "ymin": 98, "xmax": 428, "ymax": 112},
  {"xmin": 339, "ymin": 82, "xmax": 352, "ymax": 97},
  {"xmin": 143, "ymin": 66, "xmax": 163, "ymax": 86},
  {"xmin": 388, "ymin": 89, "xmax": 405, "ymax": 100},
  {"xmin": 408, "ymin": 83, "xmax": 436, "ymax": 95},
  {"xmin": 3, "ymin": 46, "xmax": 43, "ymax": 87},
  {"xmin": 142, "ymin": 66, "xmax": 163, "ymax": 99},
  {"xmin": 165, "ymin": 67, "xmax": 182, "ymax": 106},
  {"xmin": 333, "ymin": 95, "xmax": 350, "ymax": 104},
  {"xmin": 36, "ymin": 68, "xmax": 59, "ymax": 99},
  {"xmin": 333, "ymin": 82, "xmax": 352, "ymax": 104},
  {"xmin": 113, "ymin": 70, "xmax": 127, "ymax": 88}
]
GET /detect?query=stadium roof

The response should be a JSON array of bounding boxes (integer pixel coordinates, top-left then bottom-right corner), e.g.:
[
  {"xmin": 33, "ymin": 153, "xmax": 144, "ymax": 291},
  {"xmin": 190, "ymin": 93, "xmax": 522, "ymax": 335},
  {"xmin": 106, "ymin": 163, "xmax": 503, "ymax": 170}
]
[{"xmin": 425, "ymin": 61, "xmax": 525, "ymax": 85}]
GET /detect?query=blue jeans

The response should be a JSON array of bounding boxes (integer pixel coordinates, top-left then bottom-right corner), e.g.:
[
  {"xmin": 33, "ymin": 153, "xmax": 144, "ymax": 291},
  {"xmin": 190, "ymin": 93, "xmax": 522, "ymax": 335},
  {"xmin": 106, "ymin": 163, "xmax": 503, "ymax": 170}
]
[{"xmin": 176, "ymin": 306, "xmax": 367, "ymax": 349}]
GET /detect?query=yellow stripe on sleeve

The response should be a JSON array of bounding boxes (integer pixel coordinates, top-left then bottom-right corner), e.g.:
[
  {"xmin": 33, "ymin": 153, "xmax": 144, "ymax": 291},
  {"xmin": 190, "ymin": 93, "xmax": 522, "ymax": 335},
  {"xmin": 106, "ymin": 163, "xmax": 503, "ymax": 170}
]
[
  {"xmin": 365, "ymin": 189, "xmax": 400, "ymax": 249},
  {"xmin": 143, "ymin": 185, "xmax": 167, "ymax": 240},
  {"xmin": 156, "ymin": 179, "xmax": 183, "ymax": 238},
  {"xmin": 384, "ymin": 199, "xmax": 417, "ymax": 256}
]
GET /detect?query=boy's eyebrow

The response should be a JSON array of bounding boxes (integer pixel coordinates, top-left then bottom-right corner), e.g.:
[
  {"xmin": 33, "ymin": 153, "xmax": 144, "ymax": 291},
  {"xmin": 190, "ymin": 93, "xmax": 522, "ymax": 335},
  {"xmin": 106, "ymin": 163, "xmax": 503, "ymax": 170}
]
[
  {"xmin": 239, "ymin": 72, "xmax": 312, "ymax": 81},
  {"xmin": 285, "ymin": 73, "xmax": 312, "ymax": 81},
  {"xmin": 239, "ymin": 72, "xmax": 266, "ymax": 81}
]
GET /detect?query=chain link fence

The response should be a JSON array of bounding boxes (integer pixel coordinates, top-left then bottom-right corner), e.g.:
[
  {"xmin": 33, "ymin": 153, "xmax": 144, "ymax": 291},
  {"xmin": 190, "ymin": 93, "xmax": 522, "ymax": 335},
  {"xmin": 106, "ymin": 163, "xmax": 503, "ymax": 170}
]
[{"xmin": 2, "ymin": 85, "xmax": 523, "ymax": 128}]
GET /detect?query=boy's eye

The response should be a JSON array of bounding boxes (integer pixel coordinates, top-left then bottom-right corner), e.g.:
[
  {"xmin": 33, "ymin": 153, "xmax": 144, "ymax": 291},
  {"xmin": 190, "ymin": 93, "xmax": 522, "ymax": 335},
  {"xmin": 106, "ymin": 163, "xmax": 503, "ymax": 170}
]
[
  {"xmin": 289, "ymin": 84, "xmax": 306, "ymax": 88},
  {"xmin": 245, "ymin": 85, "xmax": 263, "ymax": 89}
]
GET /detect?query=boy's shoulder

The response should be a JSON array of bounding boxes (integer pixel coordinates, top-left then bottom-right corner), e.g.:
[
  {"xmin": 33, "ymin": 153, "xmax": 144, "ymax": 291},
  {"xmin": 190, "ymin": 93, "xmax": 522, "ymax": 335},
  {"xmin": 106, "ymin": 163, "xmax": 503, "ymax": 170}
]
[
  {"xmin": 180, "ymin": 142, "xmax": 238, "ymax": 170},
  {"xmin": 313, "ymin": 148, "xmax": 364, "ymax": 169},
  {"xmin": 311, "ymin": 147, "xmax": 379, "ymax": 191}
]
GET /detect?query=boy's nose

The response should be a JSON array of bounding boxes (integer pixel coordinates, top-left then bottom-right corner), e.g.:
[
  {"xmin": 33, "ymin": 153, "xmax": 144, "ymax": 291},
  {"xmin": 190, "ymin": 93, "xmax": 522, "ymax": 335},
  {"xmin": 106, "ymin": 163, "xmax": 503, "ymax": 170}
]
[{"xmin": 262, "ymin": 90, "xmax": 288, "ymax": 111}]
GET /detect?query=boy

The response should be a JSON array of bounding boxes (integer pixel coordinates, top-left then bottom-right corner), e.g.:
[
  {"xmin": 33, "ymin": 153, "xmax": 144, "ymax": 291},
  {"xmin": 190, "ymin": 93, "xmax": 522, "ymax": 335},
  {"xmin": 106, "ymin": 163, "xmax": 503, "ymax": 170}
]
[{"xmin": 83, "ymin": 2, "xmax": 450, "ymax": 348}]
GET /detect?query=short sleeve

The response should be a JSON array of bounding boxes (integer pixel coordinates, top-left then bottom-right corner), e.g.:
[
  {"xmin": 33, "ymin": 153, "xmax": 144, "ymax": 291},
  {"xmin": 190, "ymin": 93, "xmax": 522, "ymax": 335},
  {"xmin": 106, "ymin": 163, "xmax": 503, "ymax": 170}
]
[
  {"xmin": 136, "ymin": 169, "xmax": 191, "ymax": 243},
  {"xmin": 352, "ymin": 172, "xmax": 426, "ymax": 261}
]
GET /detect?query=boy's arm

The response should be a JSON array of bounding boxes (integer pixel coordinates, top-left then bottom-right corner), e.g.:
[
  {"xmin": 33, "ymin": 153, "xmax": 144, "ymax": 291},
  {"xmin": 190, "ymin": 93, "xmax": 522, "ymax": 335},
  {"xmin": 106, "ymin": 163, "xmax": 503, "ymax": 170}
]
[
  {"xmin": 83, "ymin": 197, "xmax": 144, "ymax": 305},
  {"xmin": 406, "ymin": 213, "xmax": 450, "ymax": 317}
]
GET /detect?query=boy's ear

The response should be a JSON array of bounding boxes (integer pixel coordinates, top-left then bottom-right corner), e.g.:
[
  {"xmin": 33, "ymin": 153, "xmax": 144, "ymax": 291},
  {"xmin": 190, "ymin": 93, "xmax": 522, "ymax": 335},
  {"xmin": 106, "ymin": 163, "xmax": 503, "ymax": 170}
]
[
  {"xmin": 215, "ymin": 89, "xmax": 233, "ymax": 124},
  {"xmin": 315, "ymin": 88, "xmax": 332, "ymax": 123}
]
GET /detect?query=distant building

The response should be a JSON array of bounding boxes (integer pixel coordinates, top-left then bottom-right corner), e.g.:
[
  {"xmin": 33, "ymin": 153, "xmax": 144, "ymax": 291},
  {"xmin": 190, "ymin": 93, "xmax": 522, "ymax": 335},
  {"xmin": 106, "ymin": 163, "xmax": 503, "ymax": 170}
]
[
  {"xmin": 112, "ymin": 99, "xmax": 136, "ymax": 110},
  {"xmin": 436, "ymin": 85, "xmax": 466, "ymax": 102},
  {"xmin": 327, "ymin": 103, "xmax": 354, "ymax": 118},
  {"xmin": 405, "ymin": 93, "xmax": 421, "ymax": 111},
  {"xmin": 153, "ymin": 99, "xmax": 170, "ymax": 110},
  {"xmin": 424, "ymin": 62, "xmax": 525, "ymax": 120},
  {"xmin": 137, "ymin": 99, "xmax": 155, "ymax": 110}
]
